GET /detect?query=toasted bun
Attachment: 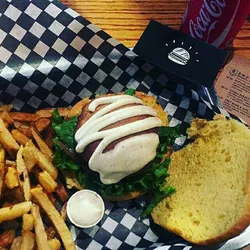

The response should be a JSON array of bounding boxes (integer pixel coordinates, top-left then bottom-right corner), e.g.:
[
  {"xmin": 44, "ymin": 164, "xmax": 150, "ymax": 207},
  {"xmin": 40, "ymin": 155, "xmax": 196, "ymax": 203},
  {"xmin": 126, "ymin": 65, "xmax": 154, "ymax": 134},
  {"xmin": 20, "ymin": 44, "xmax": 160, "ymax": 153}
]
[
  {"xmin": 152, "ymin": 114, "xmax": 250, "ymax": 245},
  {"xmin": 134, "ymin": 91, "xmax": 168, "ymax": 126}
]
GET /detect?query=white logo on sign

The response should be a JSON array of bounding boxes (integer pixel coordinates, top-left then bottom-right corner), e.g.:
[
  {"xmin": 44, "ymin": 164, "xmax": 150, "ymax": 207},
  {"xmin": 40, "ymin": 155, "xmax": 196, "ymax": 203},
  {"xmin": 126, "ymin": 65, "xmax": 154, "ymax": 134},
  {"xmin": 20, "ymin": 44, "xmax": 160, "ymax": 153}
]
[
  {"xmin": 166, "ymin": 41, "xmax": 199, "ymax": 66},
  {"xmin": 168, "ymin": 47, "xmax": 190, "ymax": 65}
]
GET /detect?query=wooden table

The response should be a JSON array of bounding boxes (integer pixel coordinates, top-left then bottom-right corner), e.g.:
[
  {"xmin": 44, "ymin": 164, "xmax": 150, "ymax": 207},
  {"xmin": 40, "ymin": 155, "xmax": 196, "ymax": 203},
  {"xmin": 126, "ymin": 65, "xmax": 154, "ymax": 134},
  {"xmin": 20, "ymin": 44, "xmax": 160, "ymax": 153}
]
[
  {"xmin": 60, "ymin": 1, "xmax": 250, "ymax": 248},
  {"xmin": 61, "ymin": 0, "xmax": 250, "ymax": 58}
]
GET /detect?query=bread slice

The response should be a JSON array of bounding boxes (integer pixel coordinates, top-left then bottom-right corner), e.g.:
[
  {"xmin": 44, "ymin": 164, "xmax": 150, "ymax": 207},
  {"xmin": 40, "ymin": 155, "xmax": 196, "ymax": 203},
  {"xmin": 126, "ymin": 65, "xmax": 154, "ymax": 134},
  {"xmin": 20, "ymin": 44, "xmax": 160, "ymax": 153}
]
[{"xmin": 151, "ymin": 115, "xmax": 250, "ymax": 245}]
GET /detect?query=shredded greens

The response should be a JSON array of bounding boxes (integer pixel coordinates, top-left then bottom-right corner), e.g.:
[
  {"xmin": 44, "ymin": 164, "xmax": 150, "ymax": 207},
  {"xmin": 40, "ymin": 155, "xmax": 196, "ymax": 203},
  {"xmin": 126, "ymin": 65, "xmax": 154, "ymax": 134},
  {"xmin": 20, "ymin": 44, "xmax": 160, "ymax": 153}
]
[
  {"xmin": 51, "ymin": 108, "xmax": 180, "ymax": 217},
  {"xmin": 52, "ymin": 109, "xmax": 79, "ymax": 171},
  {"xmin": 125, "ymin": 89, "xmax": 136, "ymax": 96},
  {"xmin": 52, "ymin": 109, "xmax": 77, "ymax": 149},
  {"xmin": 53, "ymin": 138, "xmax": 79, "ymax": 171}
]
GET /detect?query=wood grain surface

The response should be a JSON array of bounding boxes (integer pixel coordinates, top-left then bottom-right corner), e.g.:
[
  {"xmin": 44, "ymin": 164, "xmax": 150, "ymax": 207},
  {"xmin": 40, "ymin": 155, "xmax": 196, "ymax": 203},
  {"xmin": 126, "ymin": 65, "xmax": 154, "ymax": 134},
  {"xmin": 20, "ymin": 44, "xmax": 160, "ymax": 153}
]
[
  {"xmin": 61, "ymin": 0, "xmax": 250, "ymax": 59},
  {"xmin": 59, "ymin": 0, "xmax": 250, "ymax": 249}
]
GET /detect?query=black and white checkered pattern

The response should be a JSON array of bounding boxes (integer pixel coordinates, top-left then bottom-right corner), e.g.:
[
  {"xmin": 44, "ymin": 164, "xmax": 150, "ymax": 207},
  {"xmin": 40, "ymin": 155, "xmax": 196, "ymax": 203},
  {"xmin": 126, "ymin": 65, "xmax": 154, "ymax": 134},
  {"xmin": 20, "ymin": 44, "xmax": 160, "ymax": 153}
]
[{"xmin": 0, "ymin": 0, "xmax": 249, "ymax": 249}]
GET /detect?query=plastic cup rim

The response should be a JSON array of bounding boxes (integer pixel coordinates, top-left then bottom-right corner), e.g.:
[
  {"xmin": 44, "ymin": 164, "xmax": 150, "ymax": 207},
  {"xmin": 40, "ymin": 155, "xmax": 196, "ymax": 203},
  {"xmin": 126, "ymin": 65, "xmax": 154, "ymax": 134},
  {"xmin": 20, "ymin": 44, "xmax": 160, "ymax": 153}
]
[{"xmin": 66, "ymin": 189, "xmax": 105, "ymax": 228}]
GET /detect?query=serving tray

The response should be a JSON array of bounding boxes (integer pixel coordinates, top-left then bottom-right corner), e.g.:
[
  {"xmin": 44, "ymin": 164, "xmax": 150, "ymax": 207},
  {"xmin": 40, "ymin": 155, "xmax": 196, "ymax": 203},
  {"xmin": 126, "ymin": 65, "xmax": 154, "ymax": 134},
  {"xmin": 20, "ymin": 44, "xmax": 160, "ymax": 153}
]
[{"xmin": 0, "ymin": 0, "xmax": 249, "ymax": 249}]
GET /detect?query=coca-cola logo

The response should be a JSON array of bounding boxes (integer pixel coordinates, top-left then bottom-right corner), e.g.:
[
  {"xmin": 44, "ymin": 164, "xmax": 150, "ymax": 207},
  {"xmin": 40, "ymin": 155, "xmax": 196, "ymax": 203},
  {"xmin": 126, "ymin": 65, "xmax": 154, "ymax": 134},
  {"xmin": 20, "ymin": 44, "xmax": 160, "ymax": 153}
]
[{"xmin": 189, "ymin": 0, "xmax": 238, "ymax": 43}]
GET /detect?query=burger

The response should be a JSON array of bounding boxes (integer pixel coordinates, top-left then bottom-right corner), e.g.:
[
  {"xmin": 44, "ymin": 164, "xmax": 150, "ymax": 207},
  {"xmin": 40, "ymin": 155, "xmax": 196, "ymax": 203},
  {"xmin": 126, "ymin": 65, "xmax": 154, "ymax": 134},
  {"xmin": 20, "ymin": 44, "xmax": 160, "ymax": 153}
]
[{"xmin": 52, "ymin": 90, "xmax": 179, "ymax": 216}]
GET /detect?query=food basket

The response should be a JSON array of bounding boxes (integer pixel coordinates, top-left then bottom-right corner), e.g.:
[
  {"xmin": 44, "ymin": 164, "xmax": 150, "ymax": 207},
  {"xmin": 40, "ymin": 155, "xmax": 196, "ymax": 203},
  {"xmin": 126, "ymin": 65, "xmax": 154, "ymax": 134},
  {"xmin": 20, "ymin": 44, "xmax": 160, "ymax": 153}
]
[{"xmin": 0, "ymin": 0, "xmax": 249, "ymax": 249}]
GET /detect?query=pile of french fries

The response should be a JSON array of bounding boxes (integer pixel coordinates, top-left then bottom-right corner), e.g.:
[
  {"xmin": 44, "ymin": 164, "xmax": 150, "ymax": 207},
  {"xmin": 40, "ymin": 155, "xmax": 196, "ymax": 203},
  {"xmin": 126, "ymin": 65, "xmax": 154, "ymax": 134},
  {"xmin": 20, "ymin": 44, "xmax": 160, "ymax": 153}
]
[{"xmin": 0, "ymin": 100, "xmax": 89, "ymax": 250}]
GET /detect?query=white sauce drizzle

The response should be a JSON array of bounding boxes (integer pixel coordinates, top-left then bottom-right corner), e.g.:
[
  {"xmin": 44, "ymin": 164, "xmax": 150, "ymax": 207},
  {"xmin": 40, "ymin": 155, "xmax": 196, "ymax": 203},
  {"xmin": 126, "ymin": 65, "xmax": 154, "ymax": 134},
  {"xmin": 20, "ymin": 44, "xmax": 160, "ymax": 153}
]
[{"xmin": 75, "ymin": 95, "xmax": 162, "ymax": 184}]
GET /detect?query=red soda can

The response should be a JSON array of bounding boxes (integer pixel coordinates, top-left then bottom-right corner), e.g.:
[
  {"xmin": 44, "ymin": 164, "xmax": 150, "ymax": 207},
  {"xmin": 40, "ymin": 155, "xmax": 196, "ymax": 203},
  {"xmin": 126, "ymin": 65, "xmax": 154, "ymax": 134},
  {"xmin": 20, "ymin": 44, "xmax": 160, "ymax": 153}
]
[{"xmin": 180, "ymin": 0, "xmax": 250, "ymax": 48}]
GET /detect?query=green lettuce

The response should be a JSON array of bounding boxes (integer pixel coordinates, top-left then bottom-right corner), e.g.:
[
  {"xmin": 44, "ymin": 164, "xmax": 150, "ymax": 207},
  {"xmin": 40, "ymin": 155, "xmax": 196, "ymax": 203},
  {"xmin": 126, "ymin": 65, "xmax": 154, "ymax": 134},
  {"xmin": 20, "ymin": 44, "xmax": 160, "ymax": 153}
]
[
  {"xmin": 53, "ymin": 138, "xmax": 79, "ymax": 171},
  {"xmin": 125, "ymin": 89, "xmax": 136, "ymax": 96},
  {"xmin": 52, "ymin": 109, "xmax": 77, "ymax": 150},
  {"xmin": 52, "ymin": 109, "xmax": 79, "ymax": 171}
]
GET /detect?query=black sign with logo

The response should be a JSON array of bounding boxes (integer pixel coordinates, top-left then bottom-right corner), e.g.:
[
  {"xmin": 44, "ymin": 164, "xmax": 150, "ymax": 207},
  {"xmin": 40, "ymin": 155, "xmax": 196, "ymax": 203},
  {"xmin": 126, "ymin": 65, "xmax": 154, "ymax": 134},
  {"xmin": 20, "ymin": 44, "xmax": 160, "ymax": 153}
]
[{"xmin": 134, "ymin": 20, "xmax": 228, "ymax": 88}]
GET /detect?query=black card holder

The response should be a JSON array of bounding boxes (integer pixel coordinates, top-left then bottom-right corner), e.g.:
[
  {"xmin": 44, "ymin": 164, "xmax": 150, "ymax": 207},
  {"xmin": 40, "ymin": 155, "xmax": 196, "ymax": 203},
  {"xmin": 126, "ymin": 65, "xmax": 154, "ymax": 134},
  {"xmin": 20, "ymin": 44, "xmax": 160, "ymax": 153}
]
[{"xmin": 134, "ymin": 20, "xmax": 228, "ymax": 89}]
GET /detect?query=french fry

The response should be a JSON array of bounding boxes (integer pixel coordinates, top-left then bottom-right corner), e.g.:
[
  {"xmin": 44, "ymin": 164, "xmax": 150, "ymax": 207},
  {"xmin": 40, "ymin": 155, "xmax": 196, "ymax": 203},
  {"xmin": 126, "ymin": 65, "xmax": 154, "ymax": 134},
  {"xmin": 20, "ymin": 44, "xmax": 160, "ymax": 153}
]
[
  {"xmin": 20, "ymin": 231, "xmax": 35, "ymax": 250},
  {"xmin": 16, "ymin": 125, "xmax": 33, "ymax": 139},
  {"xmin": 45, "ymin": 126, "xmax": 54, "ymax": 149},
  {"xmin": 35, "ymin": 146, "xmax": 58, "ymax": 179},
  {"xmin": 18, "ymin": 126, "xmax": 30, "ymax": 137},
  {"xmin": 11, "ymin": 129, "xmax": 30, "ymax": 146},
  {"xmin": 16, "ymin": 146, "xmax": 31, "ymax": 201},
  {"xmin": 0, "ymin": 145, "xmax": 5, "ymax": 199},
  {"xmin": 46, "ymin": 226, "xmax": 57, "ymax": 240},
  {"xmin": 22, "ymin": 214, "xmax": 34, "ymax": 231},
  {"xmin": 35, "ymin": 118, "xmax": 51, "ymax": 132},
  {"xmin": 55, "ymin": 182, "xmax": 69, "ymax": 203},
  {"xmin": 0, "ymin": 104, "xmax": 13, "ymax": 112},
  {"xmin": 0, "ymin": 230, "xmax": 15, "ymax": 248},
  {"xmin": 67, "ymin": 98, "xmax": 90, "ymax": 118},
  {"xmin": 31, "ymin": 188, "xmax": 76, "ymax": 250},
  {"xmin": 48, "ymin": 238, "xmax": 61, "ymax": 250},
  {"xmin": 22, "ymin": 142, "xmax": 38, "ymax": 171},
  {"xmin": 13, "ymin": 121, "xmax": 28, "ymax": 129},
  {"xmin": 5, "ymin": 167, "xmax": 19, "ymax": 189},
  {"xmin": 0, "ymin": 111, "xmax": 14, "ymax": 127},
  {"xmin": 31, "ymin": 204, "xmax": 50, "ymax": 250},
  {"xmin": 36, "ymin": 108, "xmax": 69, "ymax": 118},
  {"xmin": 52, "ymin": 107, "xmax": 70, "ymax": 117},
  {"xmin": 13, "ymin": 121, "xmax": 32, "ymax": 138},
  {"xmin": 61, "ymin": 203, "xmax": 67, "ymax": 221},
  {"xmin": 0, "ymin": 118, "xmax": 19, "ymax": 157},
  {"xmin": 31, "ymin": 127, "xmax": 53, "ymax": 161},
  {"xmin": 24, "ymin": 141, "xmax": 58, "ymax": 179},
  {"xmin": 0, "ymin": 201, "xmax": 32, "ymax": 222},
  {"xmin": 38, "ymin": 171, "xmax": 57, "ymax": 193},
  {"xmin": 9, "ymin": 112, "xmax": 39, "ymax": 122},
  {"xmin": 10, "ymin": 236, "xmax": 22, "ymax": 250},
  {"xmin": 35, "ymin": 109, "xmax": 54, "ymax": 118},
  {"xmin": 25, "ymin": 127, "xmax": 32, "ymax": 138},
  {"xmin": 47, "ymin": 192, "xmax": 56, "ymax": 206},
  {"xmin": 6, "ymin": 160, "xmax": 16, "ymax": 168},
  {"xmin": 61, "ymin": 169, "xmax": 83, "ymax": 190}
]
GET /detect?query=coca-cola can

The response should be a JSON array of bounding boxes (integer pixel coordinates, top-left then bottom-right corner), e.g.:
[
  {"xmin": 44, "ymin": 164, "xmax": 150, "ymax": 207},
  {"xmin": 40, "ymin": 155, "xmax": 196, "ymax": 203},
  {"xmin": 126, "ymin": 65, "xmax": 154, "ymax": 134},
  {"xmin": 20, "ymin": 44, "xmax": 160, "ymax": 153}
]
[{"xmin": 180, "ymin": 0, "xmax": 250, "ymax": 48}]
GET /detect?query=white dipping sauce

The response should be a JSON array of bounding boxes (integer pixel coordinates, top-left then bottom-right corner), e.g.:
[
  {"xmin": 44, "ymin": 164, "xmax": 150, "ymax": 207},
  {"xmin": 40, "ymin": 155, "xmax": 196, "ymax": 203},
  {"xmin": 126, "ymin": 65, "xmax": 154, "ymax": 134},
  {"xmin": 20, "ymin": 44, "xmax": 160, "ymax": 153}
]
[{"xmin": 67, "ymin": 190, "xmax": 105, "ymax": 228}]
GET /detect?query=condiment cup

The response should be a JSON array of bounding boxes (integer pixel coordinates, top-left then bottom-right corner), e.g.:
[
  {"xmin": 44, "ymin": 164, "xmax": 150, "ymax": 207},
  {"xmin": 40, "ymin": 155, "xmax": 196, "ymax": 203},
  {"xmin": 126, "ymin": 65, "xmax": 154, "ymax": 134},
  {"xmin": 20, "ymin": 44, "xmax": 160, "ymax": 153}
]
[{"xmin": 67, "ymin": 189, "xmax": 105, "ymax": 228}]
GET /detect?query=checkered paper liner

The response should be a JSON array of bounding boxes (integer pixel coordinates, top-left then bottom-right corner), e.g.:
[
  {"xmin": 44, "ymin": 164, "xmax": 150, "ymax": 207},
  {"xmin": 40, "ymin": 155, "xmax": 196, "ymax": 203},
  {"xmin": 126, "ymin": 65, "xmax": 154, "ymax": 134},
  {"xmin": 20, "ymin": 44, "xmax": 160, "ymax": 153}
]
[{"xmin": 0, "ymin": 0, "xmax": 249, "ymax": 249}]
